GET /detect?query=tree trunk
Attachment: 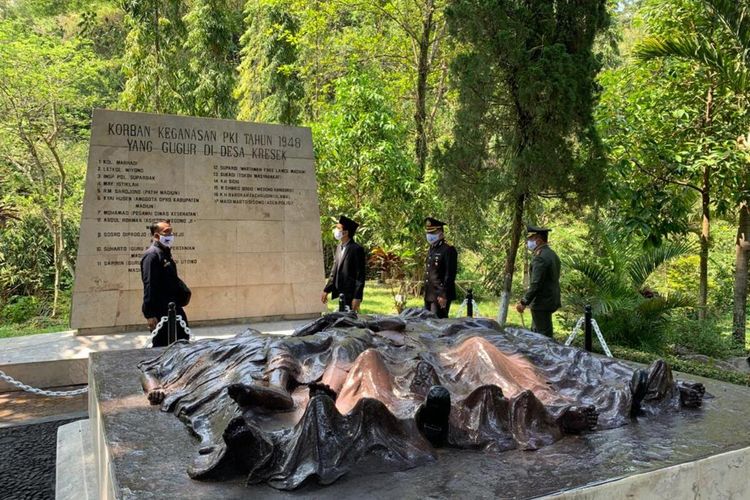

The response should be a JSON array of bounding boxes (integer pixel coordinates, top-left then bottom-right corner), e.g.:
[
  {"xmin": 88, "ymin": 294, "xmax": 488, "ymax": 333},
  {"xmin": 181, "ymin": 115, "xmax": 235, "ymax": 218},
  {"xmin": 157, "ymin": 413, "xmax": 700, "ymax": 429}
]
[
  {"xmin": 732, "ymin": 202, "xmax": 750, "ymax": 345},
  {"xmin": 698, "ymin": 84, "xmax": 713, "ymax": 320},
  {"xmin": 498, "ymin": 192, "xmax": 525, "ymax": 327},
  {"xmin": 154, "ymin": 0, "xmax": 161, "ymax": 113},
  {"xmin": 698, "ymin": 173, "xmax": 710, "ymax": 320},
  {"xmin": 414, "ymin": 0, "xmax": 434, "ymax": 181}
]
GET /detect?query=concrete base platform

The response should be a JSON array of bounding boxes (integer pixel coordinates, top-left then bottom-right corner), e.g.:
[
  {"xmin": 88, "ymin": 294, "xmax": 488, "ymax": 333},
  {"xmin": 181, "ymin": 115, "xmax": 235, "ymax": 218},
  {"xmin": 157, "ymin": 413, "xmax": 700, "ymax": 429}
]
[
  {"xmin": 87, "ymin": 348, "xmax": 750, "ymax": 499},
  {"xmin": 0, "ymin": 320, "xmax": 303, "ymax": 392}
]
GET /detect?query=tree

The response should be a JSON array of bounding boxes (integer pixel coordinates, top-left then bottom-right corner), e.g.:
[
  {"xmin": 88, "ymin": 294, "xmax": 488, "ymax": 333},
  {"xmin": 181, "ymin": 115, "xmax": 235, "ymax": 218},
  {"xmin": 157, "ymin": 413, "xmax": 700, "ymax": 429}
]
[
  {"xmin": 118, "ymin": 0, "xmax": 190, "ymax": 113},
  {"xmin": 183, "ymin": 0, "xmax": 243, "ymax": 118},
  {"xmin": 441, "ymin": 0, "xmax": 609, "ymax": 326},
  {"xmin": 634, "ymin": 0, "xmax": 750, "ymax": 341},
  {"xmin": 0, "ymin": 20, "xmax": 106, "ymax": 315},
  {"xmin": 313, "ymin": 71, "xmax": 418, "ymax": 248},
  {"xmin": 235, "ymin": 0, "xmax": 304, "ymax": 124}
]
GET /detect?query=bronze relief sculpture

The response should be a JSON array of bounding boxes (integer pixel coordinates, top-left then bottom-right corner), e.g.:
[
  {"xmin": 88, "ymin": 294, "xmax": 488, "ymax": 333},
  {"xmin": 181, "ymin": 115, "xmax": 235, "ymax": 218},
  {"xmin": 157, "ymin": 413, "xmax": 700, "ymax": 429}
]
[{"xmin": 139, "ymin": 310, "xmax": 705, "ymax": 490}]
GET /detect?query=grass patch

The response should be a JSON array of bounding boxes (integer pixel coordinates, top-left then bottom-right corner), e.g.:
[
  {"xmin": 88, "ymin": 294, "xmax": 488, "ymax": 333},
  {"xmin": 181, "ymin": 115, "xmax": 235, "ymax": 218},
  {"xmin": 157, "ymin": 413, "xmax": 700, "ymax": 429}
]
[
  {"xmin": 0, "ymin": 316, "xmax": 71, "ymax": 339},
  {"xmin": 609, "ymin": 345, "xmax": 750, "ymax": 386}
]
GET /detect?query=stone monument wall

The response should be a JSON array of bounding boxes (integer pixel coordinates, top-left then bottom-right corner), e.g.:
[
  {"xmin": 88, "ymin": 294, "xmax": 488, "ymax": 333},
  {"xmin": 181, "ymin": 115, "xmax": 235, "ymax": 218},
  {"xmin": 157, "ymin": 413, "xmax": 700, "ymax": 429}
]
[{"xmin": 71, "ymin": 109, "xmax": 325, "ymax": 333}]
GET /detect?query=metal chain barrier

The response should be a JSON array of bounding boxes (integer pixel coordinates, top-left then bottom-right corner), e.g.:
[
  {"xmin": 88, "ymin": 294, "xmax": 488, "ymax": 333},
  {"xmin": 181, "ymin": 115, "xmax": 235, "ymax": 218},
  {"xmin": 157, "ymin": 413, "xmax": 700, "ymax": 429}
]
[
  {"xmin": 145, "ymin": 315, "xmax": 168, "ymax": 348},
  {"xmin": 0, "ymin": 313, "xmax": 194, "ymax": 397},
  {"xmin": 564, "ymin": 315, "xmax": 612, "ymax": 357},
  {"xmin": 145, "ymin": 314, "xmax": 193, "ymax": 348},
  {"xmin": 454, "ymin": 299, "xmax": 480, "ymax": 318},
  {"xmin": 0, "ymin": 370, "xmax": 88, "ymax": 397}
]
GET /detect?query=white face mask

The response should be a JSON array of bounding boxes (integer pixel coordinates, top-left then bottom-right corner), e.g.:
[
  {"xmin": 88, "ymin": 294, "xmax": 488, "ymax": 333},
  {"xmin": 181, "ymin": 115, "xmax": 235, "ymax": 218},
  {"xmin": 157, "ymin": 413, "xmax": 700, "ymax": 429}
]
[
  {"xmin": 426, "ymin": 232, "xmax": 440, "ymax": 244},
  {"xmin": 160, "ymin": 235, "xmax": 174, "ymax": 247},
  {"xmin": 333, "ymin": 229, "xmax": 344, "ymax": 241},
  {"xmin": 526, "ymin": 239, "xmax": 537, "ymax": 251}
]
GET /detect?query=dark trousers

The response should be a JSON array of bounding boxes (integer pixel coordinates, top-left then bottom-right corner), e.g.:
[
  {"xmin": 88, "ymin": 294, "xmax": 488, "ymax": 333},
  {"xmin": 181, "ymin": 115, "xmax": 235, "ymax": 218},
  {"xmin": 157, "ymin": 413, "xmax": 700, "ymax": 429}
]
[
  {"xmin": 530, "ymin": 309, "xmax": 554, "ymax": 338},
  {"xmin": 151, "ymin": 307, "xmax": 190, "ymax": 347},
  {"xmin": 425, "ymin": 299, "xmax": 452, "ymax": 319},
  {"xmin": 332, "ymin": 293, "xmax": 354, "ymax": 311}
]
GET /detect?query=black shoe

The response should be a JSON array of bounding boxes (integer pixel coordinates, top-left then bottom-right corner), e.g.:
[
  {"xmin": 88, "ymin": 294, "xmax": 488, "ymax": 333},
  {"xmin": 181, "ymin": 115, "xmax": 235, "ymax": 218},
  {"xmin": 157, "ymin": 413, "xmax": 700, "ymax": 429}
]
[
  {"xmin": 415, "ymin": 385, "xmax": 451, "ymax": 447},
  {"xmin": 629, "ymin": 369, "xmax": 648, "ymax": 417}
]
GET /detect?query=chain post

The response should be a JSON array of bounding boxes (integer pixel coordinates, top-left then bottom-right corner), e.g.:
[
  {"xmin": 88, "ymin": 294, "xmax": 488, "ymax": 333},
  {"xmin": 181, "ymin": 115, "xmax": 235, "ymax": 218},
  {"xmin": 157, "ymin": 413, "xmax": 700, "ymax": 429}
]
[
  {"xmin": 168, "ymin": 302, "xmax": 176, "ymax": 346},
  {"xmin": 584, "ymin": 304, "xmax": 593, "ymax": 352}
]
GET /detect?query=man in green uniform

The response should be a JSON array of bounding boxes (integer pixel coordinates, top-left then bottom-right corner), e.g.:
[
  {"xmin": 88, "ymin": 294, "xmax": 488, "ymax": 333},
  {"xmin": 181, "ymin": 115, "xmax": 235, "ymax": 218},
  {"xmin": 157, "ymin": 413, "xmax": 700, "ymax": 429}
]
[{"xmin": 515, "ymin": 225, "xmax": 561, "ymax": 338}]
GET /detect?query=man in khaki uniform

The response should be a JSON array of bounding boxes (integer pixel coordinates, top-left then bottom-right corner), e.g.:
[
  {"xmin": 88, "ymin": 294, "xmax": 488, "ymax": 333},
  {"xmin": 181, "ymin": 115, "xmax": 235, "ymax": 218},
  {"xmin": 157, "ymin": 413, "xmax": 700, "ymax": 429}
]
[{"xmin": 515, "ymin": 225, "xmax": 561, "ymax": 338}]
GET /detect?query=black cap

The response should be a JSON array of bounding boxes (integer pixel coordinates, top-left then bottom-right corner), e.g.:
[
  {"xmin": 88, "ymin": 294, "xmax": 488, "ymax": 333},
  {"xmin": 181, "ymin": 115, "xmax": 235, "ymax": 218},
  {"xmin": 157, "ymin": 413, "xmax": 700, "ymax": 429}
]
[
  {"xmin": 338, "ymin": 215, "xmax": 359, "ymax": 234},
  {"xmin": 425, "ymin": 217, "xmax": 446, "ymax": 233},
  {"xmin": 526, "ymin": 225, "xmax": 551, "ymax": 238}
]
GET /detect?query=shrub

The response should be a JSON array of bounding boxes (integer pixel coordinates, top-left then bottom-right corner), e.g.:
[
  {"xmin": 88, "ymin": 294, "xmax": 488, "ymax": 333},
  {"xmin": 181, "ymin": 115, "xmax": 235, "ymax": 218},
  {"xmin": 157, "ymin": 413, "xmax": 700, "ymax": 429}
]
[
  {"xmin": 1, "ymin": 295, "xmax": 39, "ymax": 323},
  {"xmin": 664, "ymin": 314, "xmax": 738, "ymax": 359}
]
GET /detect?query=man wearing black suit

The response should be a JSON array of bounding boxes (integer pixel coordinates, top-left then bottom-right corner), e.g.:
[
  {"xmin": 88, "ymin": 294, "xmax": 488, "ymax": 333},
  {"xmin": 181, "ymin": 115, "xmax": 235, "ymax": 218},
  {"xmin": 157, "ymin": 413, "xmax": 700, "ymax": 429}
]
[
  {"xmin": 321, "ymin": 215, "xmax": 367, "ymax": 312},
  {"xmin": 423, "ymin": 217, "xmax": 458, "ymax": 319}
]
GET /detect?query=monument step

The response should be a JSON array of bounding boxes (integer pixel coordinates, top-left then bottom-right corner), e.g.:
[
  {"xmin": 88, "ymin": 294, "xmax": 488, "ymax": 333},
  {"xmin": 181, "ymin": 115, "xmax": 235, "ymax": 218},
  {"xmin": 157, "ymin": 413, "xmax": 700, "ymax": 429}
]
[
  {"xmin": 0, "ymin": 320, "xmax": 304, "ymax": 393},
  {"xmin": 56, "ymin": 419, "xmax": 97, "ymax": 500}
]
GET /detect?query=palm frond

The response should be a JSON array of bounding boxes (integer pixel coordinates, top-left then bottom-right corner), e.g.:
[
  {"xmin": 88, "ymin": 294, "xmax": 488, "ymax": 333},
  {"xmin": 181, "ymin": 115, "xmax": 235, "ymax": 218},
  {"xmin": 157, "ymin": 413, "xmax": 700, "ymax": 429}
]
[
  {"xmin": 635, "ymin": 293, "xmax": 693, "ymax": 317},
  {"xmin": 634, "ymin": 35, "xmax": 728, "ymax": 74},
  {"xmin": 627, "ymin": 241, "xmax": 694, "ymax": 289},
  {"xmin": 704, "ymin": 0, "xmax": 750, "ymax": 53}
]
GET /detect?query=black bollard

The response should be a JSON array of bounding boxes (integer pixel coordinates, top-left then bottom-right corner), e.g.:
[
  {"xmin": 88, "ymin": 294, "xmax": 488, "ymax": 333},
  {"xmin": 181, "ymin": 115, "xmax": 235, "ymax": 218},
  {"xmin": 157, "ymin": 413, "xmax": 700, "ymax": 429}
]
[
  {"xmin": 466, "ymin": 289, "xmax": 474, "ymax": 318},
  {"xmin": 168, "ymin": 302, "xmax": 177, "ymax": 346},
  {"xmin": 338, "ymin": 293, "xmax": 346, "ymax": 312},
  {"xmin": 584, "ymin": 304, "xmax": 593, "ymax": 352}
]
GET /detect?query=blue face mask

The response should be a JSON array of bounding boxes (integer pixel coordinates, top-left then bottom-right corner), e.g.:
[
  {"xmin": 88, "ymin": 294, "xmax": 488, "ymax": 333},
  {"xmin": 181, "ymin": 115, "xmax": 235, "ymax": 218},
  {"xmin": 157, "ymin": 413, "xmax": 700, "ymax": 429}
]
[
  {"xmin": 526, "ymin": 239, "xmax": 537, "ymax": 251},
  {"xmin": 426, "ymin": 233, "xmax": 440, "ymax": 244}
]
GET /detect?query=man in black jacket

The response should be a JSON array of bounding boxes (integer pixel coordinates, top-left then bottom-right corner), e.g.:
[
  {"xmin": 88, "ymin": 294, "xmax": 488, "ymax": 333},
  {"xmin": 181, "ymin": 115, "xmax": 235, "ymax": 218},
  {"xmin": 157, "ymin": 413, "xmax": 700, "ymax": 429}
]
[
  {"xmin": 321, "ymin": 215, "xmax": 366, "ymax": 312},
  {"xmin": 515, "ymin": 225, "xmax": 561, "ymax": 338},
  {"xmin": 141, "ymin": 219, "xmax": 190, "ymax": 346},
  {"xmin": 423, "ymin": 217, "xmax": 458, "ymax": 318}
]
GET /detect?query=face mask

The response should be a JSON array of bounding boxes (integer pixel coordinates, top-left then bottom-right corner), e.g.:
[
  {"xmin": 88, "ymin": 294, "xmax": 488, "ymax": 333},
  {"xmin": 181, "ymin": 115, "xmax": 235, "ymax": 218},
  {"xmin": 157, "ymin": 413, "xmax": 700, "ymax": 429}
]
[
  {"xmin": 160, "ymin": 235, "xmax": 174, "ymax": 247},
  {"xmin": 333, "ymin": 229, "xmax": 344, "ymax": 241},
  {"xmin": 526, "ymin": 239, "xmax": 537, "ymax": 251},
  {"xmin": 426, "ymin": 233, "xmax": 440, "ymax": 244}
]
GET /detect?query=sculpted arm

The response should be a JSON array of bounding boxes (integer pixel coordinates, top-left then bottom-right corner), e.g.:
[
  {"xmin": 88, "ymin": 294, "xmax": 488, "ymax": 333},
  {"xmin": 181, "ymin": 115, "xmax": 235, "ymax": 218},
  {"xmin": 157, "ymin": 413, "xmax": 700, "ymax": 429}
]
[{"xmin": 140, "ymin": 371, "xmax": 165, "ymax": 405}]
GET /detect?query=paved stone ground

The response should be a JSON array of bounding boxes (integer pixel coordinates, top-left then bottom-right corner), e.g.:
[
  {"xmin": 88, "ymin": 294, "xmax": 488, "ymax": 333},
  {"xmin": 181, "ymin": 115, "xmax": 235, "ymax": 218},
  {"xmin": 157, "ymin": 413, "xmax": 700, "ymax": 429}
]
[
  {"xmin": 0, "ymin": 386, "xmax": 87, "ymax": 426},
  {"xmin": 0, "ymin": 417, "xmax": 81, "ymax": 500}
]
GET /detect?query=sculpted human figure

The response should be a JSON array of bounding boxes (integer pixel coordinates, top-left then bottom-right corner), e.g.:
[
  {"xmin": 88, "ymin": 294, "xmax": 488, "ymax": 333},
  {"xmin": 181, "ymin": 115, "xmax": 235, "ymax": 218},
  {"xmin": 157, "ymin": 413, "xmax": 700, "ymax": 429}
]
[{"xmin": 139, "ymin": 310, "xmax": 704, "ymax": 490}]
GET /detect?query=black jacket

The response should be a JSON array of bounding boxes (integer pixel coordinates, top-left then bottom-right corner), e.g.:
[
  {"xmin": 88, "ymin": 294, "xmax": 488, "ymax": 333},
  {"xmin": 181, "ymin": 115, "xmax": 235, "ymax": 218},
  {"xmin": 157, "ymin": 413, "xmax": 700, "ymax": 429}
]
[
  {"xmin": 521, "ymin": 244, "xmax": 561, "ymax": 311},
  {"xmin": 424, "ymin": 240, "xmax": 457, "ymax": 302},
  {"xmin": 324, "ymin": 239, "xmax": 366, "ymax": 301},
  {"xmin": 140, "ymin": 242, "xmax": 185, "ymax": 319}
]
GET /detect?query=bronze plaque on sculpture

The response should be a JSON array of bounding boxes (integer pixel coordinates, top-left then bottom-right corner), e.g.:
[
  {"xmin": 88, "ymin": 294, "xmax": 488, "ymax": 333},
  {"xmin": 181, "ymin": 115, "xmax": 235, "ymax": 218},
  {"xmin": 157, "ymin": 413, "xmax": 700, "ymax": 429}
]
[
  {"xmin": 139, "ymin": 311, "xmax": 705, "ymax": 490},
  {"xmin": 71, "ymin": 109, "xmax": 325, "ymax": 333}
]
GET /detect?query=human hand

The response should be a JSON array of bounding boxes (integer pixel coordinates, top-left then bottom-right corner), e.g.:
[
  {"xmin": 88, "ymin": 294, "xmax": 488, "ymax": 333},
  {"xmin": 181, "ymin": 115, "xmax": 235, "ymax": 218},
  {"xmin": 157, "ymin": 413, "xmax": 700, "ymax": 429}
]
[
  {"xmin": 147, "ymin": 317, "xmax": 158, "ymax": 331},
  {"xmin": 147, "ymin": 387, "xmax": 165, "ymax": 405},
  {"xmin": 321, "ymin": 292, "xmax": 328, "ymax": 304},
  {"xmin": 351, "ymin": 299, "xmax": 362, "ymax": 312},
  {"xmin": 437, "ymin": 296, "xmax": 447, "ymax": 309},
  {"xmin": 515, "ymin": 303, "xmax": 525, "ymax": 314}
]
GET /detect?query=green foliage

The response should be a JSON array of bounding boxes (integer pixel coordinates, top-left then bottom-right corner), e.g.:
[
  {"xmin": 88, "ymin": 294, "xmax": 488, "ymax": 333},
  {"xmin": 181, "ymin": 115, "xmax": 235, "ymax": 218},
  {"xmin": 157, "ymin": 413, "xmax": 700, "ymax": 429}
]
[
  {"xmin": 0, "ymin": 296, "xmax": 40, "ymax": 324},
  {"xmin": 565, "ymin": 226, "xmax": 694, "ymax": 350},
  {"xmin": 664, "ymin": 313, "xmax": 737, "ymax": 359},
  {"xmin": 313, "ymin": 71, "xmax": 419, "ymax": 250},
  {"xmin": 183, "ymin": 0, "xmax": 242, "ymax": 118},
  {"xmin": 236, "ymin": 0, "xmax": 303, "ymax": 124},
  {"xmin": 610, "ymin": 345, "xmax": 750, "ymax": 387}
]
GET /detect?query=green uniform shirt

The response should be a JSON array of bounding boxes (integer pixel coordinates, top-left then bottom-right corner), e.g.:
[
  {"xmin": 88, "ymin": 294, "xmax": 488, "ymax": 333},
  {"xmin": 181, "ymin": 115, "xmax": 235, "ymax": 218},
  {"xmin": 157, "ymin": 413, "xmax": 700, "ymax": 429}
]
[{"xmin": 522, "ymin": 245, "xmax": 561, "ymax": 312}]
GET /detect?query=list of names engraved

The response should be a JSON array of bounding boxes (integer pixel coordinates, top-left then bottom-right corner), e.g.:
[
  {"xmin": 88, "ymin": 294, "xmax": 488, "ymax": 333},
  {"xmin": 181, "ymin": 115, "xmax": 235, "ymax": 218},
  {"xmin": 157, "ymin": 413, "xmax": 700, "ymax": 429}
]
[{"xmin": 71, "ymin": 109, "xmax": 325, "ymax": 332}]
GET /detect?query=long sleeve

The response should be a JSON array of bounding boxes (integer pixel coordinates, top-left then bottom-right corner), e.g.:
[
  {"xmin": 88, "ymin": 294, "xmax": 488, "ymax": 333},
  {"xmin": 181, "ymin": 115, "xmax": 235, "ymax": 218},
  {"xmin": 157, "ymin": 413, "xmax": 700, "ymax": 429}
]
[
  {"xmin": 353, "ymin": 245, "xmax": 366, "ymax": 300},
  {"xmin": 522, "ymin": 254, "xmax": 547, "ymax": 306},
  {"xmin": 323, "ymin": 247, "xmax": 338, "ymax": 293},
  {"xmin": 440, "ymin": 246, "xmax": 457, "ymax": 299},
  {"xmin": 141, "ymin": 252, "xmax": 161, "ymax": 318}
]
